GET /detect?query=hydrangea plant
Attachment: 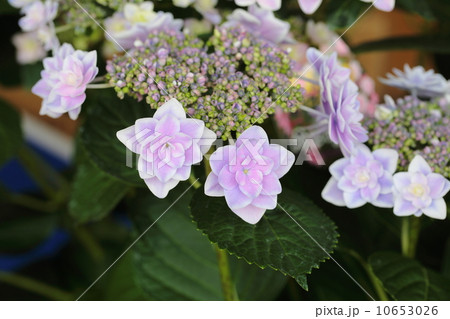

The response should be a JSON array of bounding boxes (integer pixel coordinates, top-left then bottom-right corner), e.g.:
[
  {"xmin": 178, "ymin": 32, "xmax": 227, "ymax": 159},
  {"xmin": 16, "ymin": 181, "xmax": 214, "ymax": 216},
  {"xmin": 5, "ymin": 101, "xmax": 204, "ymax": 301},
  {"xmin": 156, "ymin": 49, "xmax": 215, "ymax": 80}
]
[{"xmin": 2, "ymin": 0, "xmax": 450, "ymax": 304}]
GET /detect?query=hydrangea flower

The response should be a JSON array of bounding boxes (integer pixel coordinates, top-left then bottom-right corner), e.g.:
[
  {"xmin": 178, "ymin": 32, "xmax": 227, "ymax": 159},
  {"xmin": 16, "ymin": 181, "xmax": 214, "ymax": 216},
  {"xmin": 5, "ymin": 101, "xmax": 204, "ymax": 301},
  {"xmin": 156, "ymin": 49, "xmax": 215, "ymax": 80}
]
[
  {"xmin": 31, "ymin": 43, "xmax": 98, "ymax": 120},
  {"xmin": 235, "ymin": 0, "xmax": 281, "ymax": 11},
  {"xmin": 393, "ymin": 155, "xmax": 449, "ymax": 220},
  {"xmin": 298, "ymin": 0, "xmax": 395, "ymax": 14},
  {"xmin": 104, "ymin": 1, "xmax": 182, "ymax": 49},
  {"xmin": 306, "ymin": 48, "xmax": 368, "ymax": 156},
  {"xmin": 365, "ymin": 95, "xmax": 450, "ymax": 178},
  {"xmin": 298, "ymin": 0, "xmax": 322, "ymax": 14},
  {"xmin": 8, "ymin": 0, "xmax": 34, "ymax": 8},
  {"xmin": 205, "ymin": 126, "xmax": 295, "ymax": 224},
  {"xmin": 322, "ymin": 144, "xmax": 398, "ymax": 208},
  {"xmin": 12, "ymin": 32, "xmax": 47, "ymax": 64},
  {"xmin": 18, "ymin": 0, "xmax": 58, "ymax": 32},
  {"xmin": 380, "ymin": 65, "xmax": 449, "ymax": 98},
  {"xmin": 107, "ymin": 27, "xmax": 302, "ymax": 140},
  {"xmin": 117, "ymin": 99, "xmax": 216, "ymax": 198},
  {"xmin": 361, "ymin": 0, "xmax": 395, "ymax": 12},
  {"xmin": 223, "ymin": 5, "xmax": 290, "ymax": 44}
]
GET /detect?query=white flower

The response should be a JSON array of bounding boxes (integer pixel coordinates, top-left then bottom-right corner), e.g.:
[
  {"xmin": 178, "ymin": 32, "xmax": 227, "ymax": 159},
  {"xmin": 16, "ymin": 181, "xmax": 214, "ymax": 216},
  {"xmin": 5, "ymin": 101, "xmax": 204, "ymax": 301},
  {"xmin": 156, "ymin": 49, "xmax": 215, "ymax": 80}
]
[
  {"xmin": 8, "ymin": 0, "xmax": 34, "ymax": 8},
  {"xmin": 235, "ymin": 0, "xmax": 281, "ymax": 11},
  {"xmin": 12, "ymin": 32, "xmax": 46, "ymax": 64},
  {"xmin": 18, "ymin": 0, "xmax": 58, "ymax": 32},
  {"xmin": 393, "ymin": 156, "xmax": 450, "ymax": 220}
]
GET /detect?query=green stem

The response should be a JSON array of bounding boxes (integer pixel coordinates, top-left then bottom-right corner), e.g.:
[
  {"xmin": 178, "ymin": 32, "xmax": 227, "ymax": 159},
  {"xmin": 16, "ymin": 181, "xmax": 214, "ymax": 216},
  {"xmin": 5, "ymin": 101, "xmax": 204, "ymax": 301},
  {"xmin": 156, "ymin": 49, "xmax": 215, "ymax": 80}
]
[
  {"xmin": 215, "ymin": 244, "xmax": 239, "ymax": 301},
  {"xmin": 401, "ymin": 216, "xmax": 421, "ymax": 258},
  {"xmin": 86, "ymin": 83, "xmax": 113, "ymax": 89},
  {"xmin": 188, "ymin": 173, "xmax": 202, "ymax": 189},
  {"xmin": 54, "ymin": 24, "xmax": 73, "ymax": 34},
  {"xmin": 74, "ymin": 227, "xmax": 105, "ymax": 264},
  {"xmin": 17, "ymin": 146, "xmax": 69, "ymax": 200},
  {"xmin": 0, "ymin": 271, "xmax": 73, "ymax": 301},
  {"xmin": 339, "ymin": 248, "xmax": 389, "ymax": 301}
]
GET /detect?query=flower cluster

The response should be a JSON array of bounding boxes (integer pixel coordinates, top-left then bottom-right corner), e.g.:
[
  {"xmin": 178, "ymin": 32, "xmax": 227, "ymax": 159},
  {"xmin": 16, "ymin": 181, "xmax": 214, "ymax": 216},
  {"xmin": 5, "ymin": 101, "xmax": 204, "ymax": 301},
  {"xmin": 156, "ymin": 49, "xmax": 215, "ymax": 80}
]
[
  {"xmin": 106, "ymin": 26, "xmax": 303, "ymax": 140},
  {"xmin": 365, "ymin": 96, "xmax": 450, "ymax": 178}
]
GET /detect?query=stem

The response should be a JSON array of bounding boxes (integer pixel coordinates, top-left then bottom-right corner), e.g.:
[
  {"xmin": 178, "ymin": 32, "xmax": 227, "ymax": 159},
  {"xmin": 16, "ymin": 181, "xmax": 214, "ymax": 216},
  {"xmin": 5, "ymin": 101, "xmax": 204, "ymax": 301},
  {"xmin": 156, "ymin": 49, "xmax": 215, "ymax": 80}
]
[
  {"xmin": 295, "ymin": 76, "xmax": 320, "ymax": 86},
  {"xmin": 401, "ymin": 216, "xmax": 421, "ymax": 258},
  {"xmin": 74, "ymin": 227, "xmax": 105, "ymax": 264},
  {"xmin": 86, "ymin": 83, "xmax": 113, "ymax": 89},
  {"xmin": 54, "ymin": 24, "xmax": 73, "ymax": 34},
  {"xmin": 189, "ymin": 173, "xmax": 201, "ymax": 189},
  {"xmin": 339, "ymin": 248, "xmax": 389, "ymax": 301},
  {"xmin": 17, "ymin": 146, "xmax": 69, "ymax": 203},
  {"xmin": 215, "ymin": 244, "xmax": 239, "ymax": 301},
  {"xmin": 0, "ymin": 271, "xmax": 73, "ymax": 301},
  {"xmin": 298, "ymin": 105, "xmax": 329, "ymax": 119}
]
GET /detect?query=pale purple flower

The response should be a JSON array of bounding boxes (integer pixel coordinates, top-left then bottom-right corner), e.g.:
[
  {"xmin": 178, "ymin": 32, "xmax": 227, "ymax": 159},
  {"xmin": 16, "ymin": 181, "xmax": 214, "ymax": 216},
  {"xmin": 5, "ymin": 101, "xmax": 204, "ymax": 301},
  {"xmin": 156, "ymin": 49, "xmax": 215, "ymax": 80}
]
[
  {"xmin": 31, "ymin": 43, "xmax": 98, "ymax": 120},
  {"xmin": 205, "ymin": 126, "xmax": 295, "ymax": 224},
  {"xmin": 322, "ymin": 144, "xmax": 398, "ymax": 208},
  {"xmin": 8, "ymin": 0, "xmax": 34, "ymax": 8},
  {"xmin": 104, "ymin": 2, "xmax": 183, "ymax": 50},
  {"xmin": 12, "ymin": 32, "xmax": 46, "ymax": 64},
  {"xmin": 361, "ymin": 0, "xmax": 395, "ymax": 12},
  {"xmin": 393, "ymin": 155, "xmax": 450, "ymax": 220},
  {"xmin": 117, "ymin": 99, "xmax": 216, "ymax": 198},
  {"xmin": 18, "ymin": 0, "xmax": 58, "ymax": 32},
  {"xmin": 298, "ymin": 0, "xmax": 395, "ymax": 14},
  {"xmin": 306, "ymin": 48, "xmax": 368, "ymax": 156},
  {"xmin": 235, "ymin": 0, "xmax": 281, "ymax": 11},
  {"xmin": 298, "ymin": 0, "xmax": 322, "ymax": 14},
  {"xmin": 37, "ymin": 24, "xmax": 59, "ymax": 51},
  {"xmin": 223, "ymin": 5, "xmax": 290, "ymax": 44},
  {"xmin": 380, "ymin": 64, "xmax": 449, "ymax": 98}
]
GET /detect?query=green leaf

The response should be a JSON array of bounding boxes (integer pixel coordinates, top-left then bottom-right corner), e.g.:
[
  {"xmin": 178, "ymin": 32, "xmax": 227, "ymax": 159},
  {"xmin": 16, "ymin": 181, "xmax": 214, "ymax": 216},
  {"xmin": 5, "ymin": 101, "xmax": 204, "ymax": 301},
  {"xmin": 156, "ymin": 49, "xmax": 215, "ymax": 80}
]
[
  {"xmin": 80, "ymin": 91, "xmax": 153, "ymax": 186},
  {"xmin": 69, "ymin": 155, "xmax": 131, "ymax": 223},
  {"xmin": 369, "ymin": 251, "xmax": 450, "ymax": 301},
  {"xmin": 325, "ymin": 0, "xmax": 369, "ymax": 29},
  {"xmin": 0, "ymin": 98, "xmax": 23, "ymax": 166},
  {"xmin": 190, "ymin": 187, "xmax": 338, "ymax": 290},
  {"xmin": 396, "ymin": 0, "xmax": 434, "ymax": 20},
  {"xmin": 352, "ymin": 35, "xmax": 450, "ymax": 54},
  {"xmin": 131, "ymin": 187, "xmax": 287, "ymax": 300}
]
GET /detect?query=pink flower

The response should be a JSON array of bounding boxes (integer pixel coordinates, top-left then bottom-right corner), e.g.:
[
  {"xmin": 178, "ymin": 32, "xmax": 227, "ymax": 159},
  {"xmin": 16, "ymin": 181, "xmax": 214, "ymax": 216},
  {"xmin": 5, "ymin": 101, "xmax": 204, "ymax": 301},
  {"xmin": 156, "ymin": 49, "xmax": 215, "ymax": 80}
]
[
  {"xmin": 31, "ymin": 43, "xmax": 98, "ymax": 120},
  {"xmin": 235, "ymin": 0, "xmax": 281, "ymax": 11},
  {"xmin": 205, "ymin": 126, "xmax": 295, "ymax": 224},
  {"xmin": 224, "ymin": 5, "xmax": 290, "ymax": 44},
  {"xmin": 393, "ymin": 155, "xmax": 449, "ymax": 220},
  {"xmin": 117, "ymin": 99, "xmax": 216, "ymax": 199}
]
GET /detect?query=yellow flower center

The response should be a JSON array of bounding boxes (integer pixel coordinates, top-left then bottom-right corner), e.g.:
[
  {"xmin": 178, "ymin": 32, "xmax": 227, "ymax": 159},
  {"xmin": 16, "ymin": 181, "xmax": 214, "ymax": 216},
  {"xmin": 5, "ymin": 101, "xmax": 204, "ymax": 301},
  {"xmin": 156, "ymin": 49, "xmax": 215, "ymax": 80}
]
[{"xmin": 409, "ymin": 183, "xmax": 426, "ymax": 197}]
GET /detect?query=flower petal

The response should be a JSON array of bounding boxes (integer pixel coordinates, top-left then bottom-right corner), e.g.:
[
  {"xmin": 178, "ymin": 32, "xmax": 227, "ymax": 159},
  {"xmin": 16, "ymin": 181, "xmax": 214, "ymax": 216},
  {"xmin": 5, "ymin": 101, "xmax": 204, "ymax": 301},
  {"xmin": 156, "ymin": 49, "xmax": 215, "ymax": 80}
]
[
  {"xmin": 343, "ymin": 190, "xmax": 366, "ymax": 208},
  {"xmin": 408, "ymin": 155, "xmax": 432, "ymax": 175},
  {"xmin": 422, "ymin": 198, "xmax": 447, "ymax": 220},
  {"xmin": 143, "ymin": 176, "xmax": 179, "ymax": 199},
  {"xmin": 204, "ymin": 173, "xmax": 225, "ymax": 197},
  {"xmin": 154, "ymin": 98, "xmax": 186, "ymax": 120},
  {"xmin": 224, "ymin": 188, "xmax": 253, "ymax": 209},
  {"xmin": 231, "ymin": 204, "xmax": 267, "ymax": 224},
  {"xmin": 372, "ymin": 148, "xmax": 398, "ymax": 174},
  {"xmin": 393, "ymin": 198, "xmax": 418, "ymax": 216},
  {"xmin": 321, "ymin": 177, "xmax": 345, "ymax": 207}
]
